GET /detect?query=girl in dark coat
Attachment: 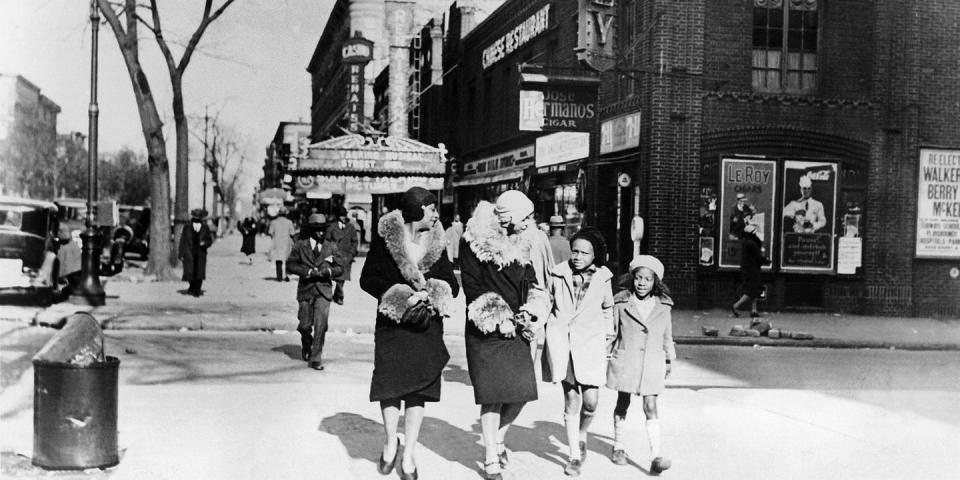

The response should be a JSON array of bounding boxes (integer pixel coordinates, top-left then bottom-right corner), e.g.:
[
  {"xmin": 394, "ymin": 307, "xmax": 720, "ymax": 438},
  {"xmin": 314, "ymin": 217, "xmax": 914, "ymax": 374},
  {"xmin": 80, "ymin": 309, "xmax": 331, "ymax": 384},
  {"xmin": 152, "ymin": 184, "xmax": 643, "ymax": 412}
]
[
  {"xmin": 732, "ymin": 223, "xmax": 766, "ymax": 318},
  {"xmin": 359, "ymin": 187, "xmax": 458, "ymax": 480},
  {"xmin": 460, "ymin": 191, "xmax": 550, "ymax": 480}
]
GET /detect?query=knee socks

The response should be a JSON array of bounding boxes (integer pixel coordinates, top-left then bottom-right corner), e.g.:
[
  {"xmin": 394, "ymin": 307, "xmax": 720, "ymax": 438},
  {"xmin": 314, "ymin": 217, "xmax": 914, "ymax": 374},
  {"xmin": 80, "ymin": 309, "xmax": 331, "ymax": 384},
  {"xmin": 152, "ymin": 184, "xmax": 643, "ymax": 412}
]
[
  {"xmin": 613, "ymin": 415, "xmax": 626, "ymax": 450},
  {"xmin": 564, "ymin": 413, "xmax": 581, "ymax": 459},
  {"xmin": 645, "ymin": 419, "xmax": 662, "ymax": 458}
]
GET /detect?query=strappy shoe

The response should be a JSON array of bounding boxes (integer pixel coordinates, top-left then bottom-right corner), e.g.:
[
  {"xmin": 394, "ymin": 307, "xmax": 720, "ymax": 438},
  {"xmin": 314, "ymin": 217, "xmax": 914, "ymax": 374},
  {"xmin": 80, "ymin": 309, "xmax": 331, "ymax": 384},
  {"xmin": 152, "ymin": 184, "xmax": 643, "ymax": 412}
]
[
  {"xmin": 496, "ymin": 443, "xmax": 509, "ymax": 468},
  {"xmin": 563, "ymin": 457, "xmax": 582, "ymax": 476},
  {"xmin": 482, "ymin": 461, "xmax": 503, "ymax": 480},
  {"xmin": 610, "ymin": 448, "xmax": 628, "ymax": 465},
  {"xmin": 398, "ymin": 462, "xmax": 418, "ymax": 480}
]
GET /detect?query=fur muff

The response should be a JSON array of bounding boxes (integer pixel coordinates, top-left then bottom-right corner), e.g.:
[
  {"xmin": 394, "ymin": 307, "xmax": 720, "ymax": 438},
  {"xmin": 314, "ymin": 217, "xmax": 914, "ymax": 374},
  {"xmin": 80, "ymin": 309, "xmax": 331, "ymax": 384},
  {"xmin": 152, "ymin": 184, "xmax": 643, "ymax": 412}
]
[
  {"xmin": 424, "ymin": 278, "xmax": 454, "ymax": 318},
  {"xmin": 467, "ymin": 292, "xmax": 516, "ymax": 336},
  {"xmin": 463, "ymin": 201, "xmax": 533, "ymax": 269},
  {"xmin": 378, "ymin": 210, "xmax": 447, "ymax": 288},
  {"xmin": 379, "ymin": 284, "xmax": 416, "ymax": 322}
]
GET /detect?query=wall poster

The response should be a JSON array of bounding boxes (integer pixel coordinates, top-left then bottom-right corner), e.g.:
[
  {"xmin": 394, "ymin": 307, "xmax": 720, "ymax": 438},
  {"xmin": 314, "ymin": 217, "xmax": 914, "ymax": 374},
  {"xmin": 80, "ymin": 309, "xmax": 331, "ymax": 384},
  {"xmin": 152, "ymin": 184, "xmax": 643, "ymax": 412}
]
[
  {"xmin": 780, "ymin": 160, "xmax": 838, "ymax": 272},
  {"xmin": 915, "ymin": 148, "xmax": 960, "ymax": 258},
  {"xmin": 719, "ymin": 158, "xmax": 777, "ymax": 270}
]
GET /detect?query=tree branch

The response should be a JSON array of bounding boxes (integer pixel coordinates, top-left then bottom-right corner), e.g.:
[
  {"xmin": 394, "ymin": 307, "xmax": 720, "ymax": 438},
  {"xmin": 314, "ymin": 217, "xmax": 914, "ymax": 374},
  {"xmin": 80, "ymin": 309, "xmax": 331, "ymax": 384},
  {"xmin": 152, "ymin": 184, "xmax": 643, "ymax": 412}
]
[
  {"xmin": 178, "ymin": 0, "xmax": 236, "ymax": 74},
  {"xmin": 147, "ymin": 0, "xmax": 179, "ymax": 76}
]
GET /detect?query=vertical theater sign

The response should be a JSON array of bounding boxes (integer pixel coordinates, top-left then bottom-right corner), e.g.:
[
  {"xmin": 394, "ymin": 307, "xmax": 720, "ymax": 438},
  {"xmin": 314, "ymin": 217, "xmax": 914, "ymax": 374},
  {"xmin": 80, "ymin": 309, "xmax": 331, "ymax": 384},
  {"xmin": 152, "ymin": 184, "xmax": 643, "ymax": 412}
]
[{"xmin": 341, "ymin": 33, "xmax": 373, "ymax": 133}]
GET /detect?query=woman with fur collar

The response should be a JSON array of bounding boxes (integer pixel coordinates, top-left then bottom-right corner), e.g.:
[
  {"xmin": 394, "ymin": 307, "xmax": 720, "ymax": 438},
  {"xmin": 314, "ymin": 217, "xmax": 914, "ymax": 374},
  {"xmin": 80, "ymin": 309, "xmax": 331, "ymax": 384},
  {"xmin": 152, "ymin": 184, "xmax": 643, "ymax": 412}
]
[
  {"xmin": 459, "ymin": 190, "xmax": 550, "ymax": 480},
  {"xmin": 360, "ymin": 187, "xmax": 459, "ymax": 480}
]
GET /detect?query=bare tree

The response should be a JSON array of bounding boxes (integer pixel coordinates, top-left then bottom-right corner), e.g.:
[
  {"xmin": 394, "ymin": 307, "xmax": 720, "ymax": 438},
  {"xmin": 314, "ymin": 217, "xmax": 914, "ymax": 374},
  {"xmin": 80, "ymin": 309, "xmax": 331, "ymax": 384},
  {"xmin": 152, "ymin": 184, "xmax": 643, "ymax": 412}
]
[
  {"xmin": 97, "ymin": 0, "xmax": 236, "ymax": 280},
  {"xmin": 190, "ymin": 113, "xmax": 248, "ymax": 235}
]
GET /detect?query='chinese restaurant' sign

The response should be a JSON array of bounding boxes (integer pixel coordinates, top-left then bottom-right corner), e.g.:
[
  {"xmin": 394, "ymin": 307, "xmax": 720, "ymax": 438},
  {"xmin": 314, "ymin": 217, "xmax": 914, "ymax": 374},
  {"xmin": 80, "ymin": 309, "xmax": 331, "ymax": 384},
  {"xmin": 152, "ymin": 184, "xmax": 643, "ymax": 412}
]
[
  {"xmin": 576, "ymin": 0, "xmax": 617, "ymax": 72},
  {"xmin": 719, "ymin": 158, "xmax": 777, "ymax": 270},
  {"xmin": 482, "ymin": 4, "xmax": 551, "ymax": 70},
  {"xmin": 519, "ymin": 85, "xmax": 597, "ymax": 132},
  {"xmin": 916, "ymin": 148, "xmax": 960, "ymax": 258},
  {"xmin": 599, "ymin": 112, "xmax": 640, "ymax": 154},
  {"xmin": 780, "ymin": 160, "xmax": 837, "ymax": 273}
]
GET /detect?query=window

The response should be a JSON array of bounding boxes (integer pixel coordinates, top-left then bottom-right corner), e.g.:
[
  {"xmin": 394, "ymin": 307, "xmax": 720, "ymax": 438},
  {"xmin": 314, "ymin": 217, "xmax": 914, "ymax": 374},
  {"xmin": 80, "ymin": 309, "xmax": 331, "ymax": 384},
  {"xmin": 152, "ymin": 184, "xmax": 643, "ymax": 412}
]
[{"xmin": 752, "ymin": 0, "xmax": 818, "ymax": 93}]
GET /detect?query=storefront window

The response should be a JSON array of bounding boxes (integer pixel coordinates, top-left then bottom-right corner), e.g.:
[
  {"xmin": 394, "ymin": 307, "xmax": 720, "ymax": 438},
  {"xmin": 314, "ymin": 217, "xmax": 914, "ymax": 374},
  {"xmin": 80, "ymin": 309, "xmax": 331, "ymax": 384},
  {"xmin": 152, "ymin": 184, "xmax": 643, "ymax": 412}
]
[{"xmin": 554, "ymin": 184, "xmax": 582, "ymax": 236}]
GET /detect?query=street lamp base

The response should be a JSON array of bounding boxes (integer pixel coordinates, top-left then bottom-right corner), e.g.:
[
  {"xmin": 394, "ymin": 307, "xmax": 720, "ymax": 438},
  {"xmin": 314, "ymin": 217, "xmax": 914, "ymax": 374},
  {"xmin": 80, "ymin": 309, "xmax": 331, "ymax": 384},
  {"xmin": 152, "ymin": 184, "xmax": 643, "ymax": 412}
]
[{"xmin": 71, "ymin": 229, "xmax": 106, "ymax": 306}]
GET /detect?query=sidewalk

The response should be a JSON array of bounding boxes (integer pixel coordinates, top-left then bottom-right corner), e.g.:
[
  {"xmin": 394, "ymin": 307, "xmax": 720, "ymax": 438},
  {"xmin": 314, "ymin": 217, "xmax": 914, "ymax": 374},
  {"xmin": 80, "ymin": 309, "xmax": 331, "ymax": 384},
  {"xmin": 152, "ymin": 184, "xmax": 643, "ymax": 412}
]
[{"xmin": 5, "ymin": 233, "xmax": 960, "ymax": 350}]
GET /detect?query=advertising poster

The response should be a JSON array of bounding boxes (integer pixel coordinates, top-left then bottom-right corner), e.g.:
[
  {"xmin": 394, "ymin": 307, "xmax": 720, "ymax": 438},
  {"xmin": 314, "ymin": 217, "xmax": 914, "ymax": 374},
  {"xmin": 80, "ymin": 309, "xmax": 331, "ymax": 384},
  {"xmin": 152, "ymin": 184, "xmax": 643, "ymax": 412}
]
[
  {"xmin": 915, "ymin": 148, "xmax": 960, "ymax": 258},
  {"xmin": 719, "ymin": 158, "xmax": 777, "ymax": 270},
  {"xmin": 780, "ymin": 160, "xmax": 838, "ymax": 272}
]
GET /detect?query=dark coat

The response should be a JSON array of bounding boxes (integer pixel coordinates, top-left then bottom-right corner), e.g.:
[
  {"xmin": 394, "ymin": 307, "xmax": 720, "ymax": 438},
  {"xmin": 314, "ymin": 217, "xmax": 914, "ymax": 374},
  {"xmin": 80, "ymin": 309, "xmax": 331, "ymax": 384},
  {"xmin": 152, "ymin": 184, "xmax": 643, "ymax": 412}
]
[
  {"xmin": 325, "ymin": 220, "xmax": 359, "ymax": 281},
  {"xmin": 285, "ymin": 237, "xmax": 345, "ymax": 302},
  {"xmin": 238, "ymin": 218, "xmax": 257, "ymax": 255},
  {"xmin": 360, "ymin": 210, "xmax": 458, "ymax": 402},
  {"xmin": 740, "ymin": 232, "xmax": 764, "ymax": 298},
  {"xmin": 179, "ymin": 223, "xmax": 213, "ymax": 282},
  {"xmin": 459, "ymin": 202, "xmax": 550, "ymax": 405}
]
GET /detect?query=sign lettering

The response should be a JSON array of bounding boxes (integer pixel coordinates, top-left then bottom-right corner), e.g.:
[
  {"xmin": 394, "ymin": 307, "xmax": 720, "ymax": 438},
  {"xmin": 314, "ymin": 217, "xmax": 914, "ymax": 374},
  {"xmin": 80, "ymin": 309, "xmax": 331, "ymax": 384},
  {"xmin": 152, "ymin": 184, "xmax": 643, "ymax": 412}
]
[
  {"xmin": 519, "ymin": 85, "xmax": 597, "ymax": 132},
  {"xmin": 916, "ymin": 148, "xmax": 960, "ymax": 258},
  {"xmin": 577, "ymin": 0, "xmax": 617, "ymax": 71},
  {"xmin": 482, "ymin": 5, "xmax": 551, "ymax": 70}
]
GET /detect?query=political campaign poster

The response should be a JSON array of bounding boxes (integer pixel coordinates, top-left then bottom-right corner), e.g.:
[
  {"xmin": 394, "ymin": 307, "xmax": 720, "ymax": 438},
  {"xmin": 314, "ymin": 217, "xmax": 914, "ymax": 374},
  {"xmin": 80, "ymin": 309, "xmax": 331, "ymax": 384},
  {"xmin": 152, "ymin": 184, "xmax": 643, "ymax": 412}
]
[
  {"xmin": 719, "ymin": 158, "xmax": 777, "ymax": 270},
  {"xmin": 780, "ymin": 160, "xmax": 838, "ymax": 272},
  {"xmin": 915, "ymin": 148, "xmax": 960, "ymax": 258}
]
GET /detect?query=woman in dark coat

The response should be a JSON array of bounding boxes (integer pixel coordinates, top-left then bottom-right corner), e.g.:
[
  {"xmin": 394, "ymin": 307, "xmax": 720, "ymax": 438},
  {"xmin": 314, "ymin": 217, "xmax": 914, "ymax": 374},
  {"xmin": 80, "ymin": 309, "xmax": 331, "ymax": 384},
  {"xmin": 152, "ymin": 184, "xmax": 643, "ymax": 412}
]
[
  {"xmin": 460, "ymin": 191, "xmax": 550, "ymax": 480},
  {"xmin": 359, "ymin": 187, "xmax": 458, "ymax": 480},
  {"xmin": 238, "ymin": 217, "xmax": 257, "ymax": 264},
  {"xmin": 731, "ymin": 223, "xmax": 766, "ymax": 318}
]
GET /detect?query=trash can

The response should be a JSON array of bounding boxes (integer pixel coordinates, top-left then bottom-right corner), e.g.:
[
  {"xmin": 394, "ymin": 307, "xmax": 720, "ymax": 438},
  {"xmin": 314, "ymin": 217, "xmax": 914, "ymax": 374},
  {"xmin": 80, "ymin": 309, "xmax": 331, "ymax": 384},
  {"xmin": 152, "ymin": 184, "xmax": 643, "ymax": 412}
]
[{"xmin": 32, "ymin": 356, "xmax": 120, "ymax": 470}]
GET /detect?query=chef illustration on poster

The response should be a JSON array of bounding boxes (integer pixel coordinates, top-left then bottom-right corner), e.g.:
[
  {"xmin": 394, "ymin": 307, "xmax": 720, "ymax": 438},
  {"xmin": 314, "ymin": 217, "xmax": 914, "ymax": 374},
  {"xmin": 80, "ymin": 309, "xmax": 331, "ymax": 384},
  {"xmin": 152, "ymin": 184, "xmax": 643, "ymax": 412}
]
[{"xmin": 780, "ymin": 160, "xmax": 838, "ymax": 272}]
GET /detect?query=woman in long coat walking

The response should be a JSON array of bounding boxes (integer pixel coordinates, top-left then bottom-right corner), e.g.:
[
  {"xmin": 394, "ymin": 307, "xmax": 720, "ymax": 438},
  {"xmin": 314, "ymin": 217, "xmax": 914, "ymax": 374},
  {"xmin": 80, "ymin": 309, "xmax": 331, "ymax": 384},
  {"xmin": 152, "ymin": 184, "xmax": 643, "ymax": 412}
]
[
  {"xmin": 460, "ymin": 191, "xmax": 550, "ymax": 480},
  {"xmin": 268, "ymin": 210, "xmax": 295, "ymax": 281},
  {"xmin": 541, "ymin": 228, "xmax": 615, "ymax": 476},
  {"xmin": 731, "ymin": 223, "xmax": 766, "ymax": 318},
  {"xmin": 238, "ymin": 217, "xmax": 257, "ymax": 264},
  {"xmin": 179, "ymin": 209, "xmax": 213, "ymax": 296},
  {"xmin": 360, "ymin": 187, "xmax": 458, "ymax": 480}
]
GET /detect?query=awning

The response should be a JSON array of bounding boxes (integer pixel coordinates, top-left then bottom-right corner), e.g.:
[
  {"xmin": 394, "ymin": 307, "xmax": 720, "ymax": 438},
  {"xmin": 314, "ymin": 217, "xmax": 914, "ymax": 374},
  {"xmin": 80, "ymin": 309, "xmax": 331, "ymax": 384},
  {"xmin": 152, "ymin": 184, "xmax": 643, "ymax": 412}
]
[{"xmin": 452, "ymin": 166, "xmax": 524, "ymax": 187}]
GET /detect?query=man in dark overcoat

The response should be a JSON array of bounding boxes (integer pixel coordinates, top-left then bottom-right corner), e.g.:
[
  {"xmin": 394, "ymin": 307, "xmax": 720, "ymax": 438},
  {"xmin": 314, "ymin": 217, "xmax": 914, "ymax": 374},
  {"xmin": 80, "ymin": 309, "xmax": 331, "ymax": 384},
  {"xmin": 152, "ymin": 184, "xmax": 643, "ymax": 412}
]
[
  {"xmin": 286, "ymin": 213, "xmax": 345, "ymax": 370},
  {"xmin": 179, "ymin": 208, "xmax": 214, "ymax": 297},
  {"xmin": 325, "ymin": 205, "xmax": 358, "ymax": 304}
]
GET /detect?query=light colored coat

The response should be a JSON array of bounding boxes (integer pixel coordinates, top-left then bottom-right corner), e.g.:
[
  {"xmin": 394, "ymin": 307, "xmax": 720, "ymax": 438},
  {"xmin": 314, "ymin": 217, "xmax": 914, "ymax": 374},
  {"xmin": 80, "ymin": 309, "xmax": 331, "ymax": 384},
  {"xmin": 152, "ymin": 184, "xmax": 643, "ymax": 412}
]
[
  {"xmin": 542, "ymin": 262, "xmax": 615, "ymax": 386},
  {"xmin": 606, "ymin": 291, "xmax": 676, "ymax": 395},
  {"xmin": 268, "ymin": 216, "xmax": 295, "ymax": 262}
]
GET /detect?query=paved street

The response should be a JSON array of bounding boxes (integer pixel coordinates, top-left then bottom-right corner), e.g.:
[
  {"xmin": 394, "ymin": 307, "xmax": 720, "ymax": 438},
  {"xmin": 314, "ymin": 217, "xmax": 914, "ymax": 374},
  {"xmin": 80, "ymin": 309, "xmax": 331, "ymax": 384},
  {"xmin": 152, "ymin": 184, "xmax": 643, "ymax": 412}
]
[{"xmin": 2, "ymin": 234, "xmax": 960, "ymax": 479}]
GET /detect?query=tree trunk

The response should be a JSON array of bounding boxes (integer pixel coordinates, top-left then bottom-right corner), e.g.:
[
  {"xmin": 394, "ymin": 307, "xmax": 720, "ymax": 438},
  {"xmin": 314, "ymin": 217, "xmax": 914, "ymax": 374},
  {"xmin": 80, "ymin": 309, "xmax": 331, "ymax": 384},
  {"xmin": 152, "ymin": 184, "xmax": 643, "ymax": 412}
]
[{"xmin": 171, "ymin": 73, "xmax": 190, "ymax": 265}]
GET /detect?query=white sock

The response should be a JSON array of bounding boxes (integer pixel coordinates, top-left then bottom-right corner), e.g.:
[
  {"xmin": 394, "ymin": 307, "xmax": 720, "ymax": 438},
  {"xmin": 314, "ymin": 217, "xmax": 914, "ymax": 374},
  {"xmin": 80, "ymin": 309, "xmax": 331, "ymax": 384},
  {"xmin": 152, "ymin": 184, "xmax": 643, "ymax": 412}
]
[
  {"xmin": 613, "ymin": 416, "xmax": 626, "ymax": 450},
  {"xmin": 646, "ymin": 419, "xmax": 662, "ymax": 458},
  {"xmin": 565, "ymin": 414, "xmax": 581, "ymax": 459}
]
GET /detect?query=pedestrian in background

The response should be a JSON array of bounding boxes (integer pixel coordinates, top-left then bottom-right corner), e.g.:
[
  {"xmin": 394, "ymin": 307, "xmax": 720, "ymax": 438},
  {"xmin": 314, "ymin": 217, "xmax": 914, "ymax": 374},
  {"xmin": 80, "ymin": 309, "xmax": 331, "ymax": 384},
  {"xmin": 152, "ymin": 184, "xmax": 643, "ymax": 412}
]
[
  {"xmin": 55, "ymin": 223, "xmax": 82, "ymax": 295},
  {"xmin": 731, "ymin": 223, "xmax": 767, "ymax": 319},
  {"xmin": 460, "ymin": 191, "xmax": 550, "ymax": 480},
  {"xmin": 326, "ymin": 205, "xmax": 359, "ymax": 304},
  {"xmin": 548, "ymin": 215, "xmax": 572, "ymax": 265},
  {"xmin": 541, "ymin": 227, "xmax": 614, "ymax": 476},
  {"xmin": 444, "ymin": 213, "xmax": 463, "ymax": 264},
  {"xmin": 179, "ymin": 209, "xmax": 214, "ymax": 297},
  {"xmin": 521, "ymin": 209, "xmax": 554, "ymax": 371},
  {"xmin": 237, "ymin": 216, "xmax": 257, "ymax": 265},
  {"xmin": 268, "ymin": 209, "xmax": 295, "ymax": 282},
  {"xmin": 360, "ymin": 187, "xmax": 458, "ymax": 480},
  {"xmin": 606, "ymin": 255, "xmax": 675, "ymax": 475},
  {"xmin": 286, "ymin": 213, "xmax": 344, "ymax": 371}
]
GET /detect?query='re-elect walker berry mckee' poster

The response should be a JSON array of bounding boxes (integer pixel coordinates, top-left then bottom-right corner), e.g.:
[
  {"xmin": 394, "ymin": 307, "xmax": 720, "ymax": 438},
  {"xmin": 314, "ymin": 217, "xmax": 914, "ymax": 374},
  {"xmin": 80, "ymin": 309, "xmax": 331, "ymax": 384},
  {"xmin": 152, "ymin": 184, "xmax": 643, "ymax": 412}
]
[{"xmin": 916, "ymin": 148, "xmax": 960, "ymax": 259}]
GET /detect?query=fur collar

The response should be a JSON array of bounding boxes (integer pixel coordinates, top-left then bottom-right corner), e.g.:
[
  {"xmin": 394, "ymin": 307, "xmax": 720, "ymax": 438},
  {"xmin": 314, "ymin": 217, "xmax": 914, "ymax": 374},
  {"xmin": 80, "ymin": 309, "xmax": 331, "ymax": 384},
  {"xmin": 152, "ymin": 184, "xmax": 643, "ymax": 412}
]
[
  {"xmin": 463, "ymin": 201, "xmax": 533, "ymax": 268},
  {"xmin": 378, "ymin": 210, "xmax": 447, "ymax": 287}
]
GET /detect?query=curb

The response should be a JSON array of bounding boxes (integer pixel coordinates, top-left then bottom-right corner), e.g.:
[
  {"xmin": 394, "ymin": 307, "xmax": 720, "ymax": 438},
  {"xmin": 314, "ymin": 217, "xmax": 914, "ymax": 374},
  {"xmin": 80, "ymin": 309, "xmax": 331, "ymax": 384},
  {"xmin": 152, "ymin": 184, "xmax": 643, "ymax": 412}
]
[{"xmin": 674, "ymin": 335, "xmax": 960, "ymax": 351}]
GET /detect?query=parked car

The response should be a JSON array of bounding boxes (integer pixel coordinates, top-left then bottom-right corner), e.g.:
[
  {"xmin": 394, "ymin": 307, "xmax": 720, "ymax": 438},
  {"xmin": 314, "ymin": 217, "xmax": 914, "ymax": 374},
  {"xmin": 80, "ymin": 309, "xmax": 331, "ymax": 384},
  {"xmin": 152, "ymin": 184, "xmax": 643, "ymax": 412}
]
[
  {"xmin": 115, "ymin": 205, "xmax": 150, "ymax": 260},
  {"xmin": 54, "ymin": 198, "xmax": 124, "ymax": 276},
  {"xmin": 0, "ymin": 196, "xmax": 59, "ymax": 305}
]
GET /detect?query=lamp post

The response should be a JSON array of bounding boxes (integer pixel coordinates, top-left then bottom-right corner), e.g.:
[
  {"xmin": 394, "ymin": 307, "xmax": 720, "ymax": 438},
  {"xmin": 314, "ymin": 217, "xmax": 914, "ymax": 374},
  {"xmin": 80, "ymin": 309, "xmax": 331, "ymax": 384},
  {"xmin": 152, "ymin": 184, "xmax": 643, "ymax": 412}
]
[{"xmin": 72, "ymin": 0, "xmax": 106, "ymax": 306}]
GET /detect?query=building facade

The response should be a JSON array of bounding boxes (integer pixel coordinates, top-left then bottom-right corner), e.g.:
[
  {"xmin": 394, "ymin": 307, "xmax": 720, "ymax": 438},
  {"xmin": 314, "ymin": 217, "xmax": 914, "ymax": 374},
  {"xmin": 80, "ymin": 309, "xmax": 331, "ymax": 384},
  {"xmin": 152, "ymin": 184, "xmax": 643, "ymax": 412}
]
[
  {"xmin": 412, "ymin": 0, "xmax": 959, "ymax": 316},
  {"xmin": 0, "ymin": 74, "xmax": 61, "ymax": 198}
]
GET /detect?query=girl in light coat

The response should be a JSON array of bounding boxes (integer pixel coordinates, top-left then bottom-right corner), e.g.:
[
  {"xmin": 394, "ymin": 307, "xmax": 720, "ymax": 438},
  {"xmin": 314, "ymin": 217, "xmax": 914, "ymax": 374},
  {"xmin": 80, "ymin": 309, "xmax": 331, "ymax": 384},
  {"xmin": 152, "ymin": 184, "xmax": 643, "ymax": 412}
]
[
  {"xmin": 542, "ymin": 228, "xmax": 614, "ymax": 477},
  {"xmin": 606, "ymin": 255, "xmax": 676, "ymax": 475}
]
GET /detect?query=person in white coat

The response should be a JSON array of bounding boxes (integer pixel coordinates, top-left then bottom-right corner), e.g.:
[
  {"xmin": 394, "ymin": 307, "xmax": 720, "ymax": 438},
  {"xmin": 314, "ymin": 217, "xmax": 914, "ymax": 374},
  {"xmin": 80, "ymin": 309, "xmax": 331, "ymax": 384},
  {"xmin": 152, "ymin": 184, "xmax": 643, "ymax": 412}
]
[
  {"xmin": 542, "ymin": 227, "xmax": 614, "ymax": 477},
  {"xmin": 606, "ymin": 255, "xmax": 676, "ymax": 475}
]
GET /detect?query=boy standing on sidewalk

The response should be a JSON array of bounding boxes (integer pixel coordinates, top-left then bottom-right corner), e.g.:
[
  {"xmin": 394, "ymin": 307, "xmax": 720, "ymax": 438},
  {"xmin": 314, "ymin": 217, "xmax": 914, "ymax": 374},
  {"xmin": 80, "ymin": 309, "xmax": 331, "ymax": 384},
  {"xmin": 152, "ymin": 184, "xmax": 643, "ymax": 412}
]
[{"xmin": 286, "ymin": 213, "xmax": 345, "ymax": 371}]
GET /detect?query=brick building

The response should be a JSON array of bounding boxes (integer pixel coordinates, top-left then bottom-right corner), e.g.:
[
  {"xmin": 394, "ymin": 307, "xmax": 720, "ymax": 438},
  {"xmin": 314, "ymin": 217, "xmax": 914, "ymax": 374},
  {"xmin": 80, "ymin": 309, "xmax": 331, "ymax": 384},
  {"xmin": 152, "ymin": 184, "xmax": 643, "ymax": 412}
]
[{"xmin": 0, "ymin": 74, "xmax": 61, "ymax": 198}]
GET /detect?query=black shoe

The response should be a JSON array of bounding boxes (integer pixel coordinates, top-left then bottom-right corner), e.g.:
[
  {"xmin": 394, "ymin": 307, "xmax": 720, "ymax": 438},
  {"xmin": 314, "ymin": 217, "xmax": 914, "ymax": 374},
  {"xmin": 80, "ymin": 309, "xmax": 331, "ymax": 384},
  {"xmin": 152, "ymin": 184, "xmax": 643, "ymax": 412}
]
[
  {"xmin": 284, "ymin": 276, "xmax": 290, "ymax": 282},
  {"xmin": 377, "ymin": 439, "xmax": 398, "ymax": 475},
  {"xmin": 497, "ymin": 446, "xmax": 508, "ymax": 468},
  {"xmin": 308, "ymin": 361, "xmax": 324, "ymax": 371},
  {"xmin": 482, "ymin": 461, "xmax": 502, "ymax": 480},
  {"xmin": 301, "ymin": 348, "xmax": 310, "ymax": 362},
  {"xmin": 750, "ymin": 311, "xmax": 760, "ymax": 318},
  {"xmin": 398, "ymin": 463, "xmax": 418, "ymax": 480},
  {"xmin": 730, "ymin": 305, "xmax": 739, "ymax": 318},
  {"xmin": 651, "ymin": 456, "xmax": 672, "ymax": 475}
]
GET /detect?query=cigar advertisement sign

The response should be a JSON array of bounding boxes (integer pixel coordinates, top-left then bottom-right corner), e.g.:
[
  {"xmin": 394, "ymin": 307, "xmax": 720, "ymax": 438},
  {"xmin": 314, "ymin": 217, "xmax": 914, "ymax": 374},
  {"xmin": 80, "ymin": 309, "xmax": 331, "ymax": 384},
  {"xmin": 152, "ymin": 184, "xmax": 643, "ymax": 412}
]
[
  {"xmin": 916, "ymin": 148, "xmax": 960, "ymax": 258},
  {"xmin": 719, "ymin": 158, "xmax": 777, "ymax": 270}
]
